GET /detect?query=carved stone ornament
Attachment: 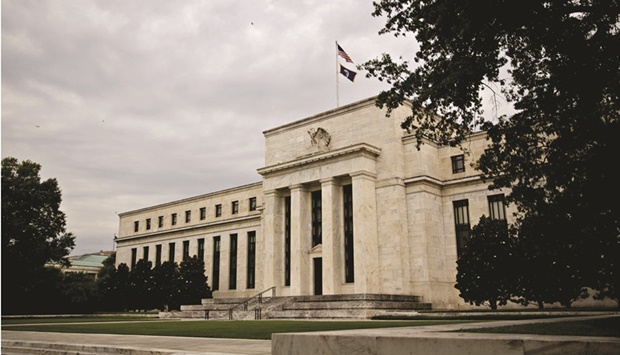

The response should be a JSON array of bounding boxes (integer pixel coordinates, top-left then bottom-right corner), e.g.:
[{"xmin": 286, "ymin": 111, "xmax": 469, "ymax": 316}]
[{"xmin": 307, "ymin": 127, "xmax": 331, "ymax": 149}]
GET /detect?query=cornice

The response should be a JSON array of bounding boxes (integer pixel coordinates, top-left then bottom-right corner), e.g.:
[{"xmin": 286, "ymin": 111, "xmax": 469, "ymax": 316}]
[{"xmin": 257, "ymin": 143, "xmax": 381, "ymax": 176}]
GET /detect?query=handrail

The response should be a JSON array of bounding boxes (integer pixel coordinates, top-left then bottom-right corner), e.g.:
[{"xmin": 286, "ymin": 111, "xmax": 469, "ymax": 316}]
[{"xmin": 228, "ymin": 286, "xmax": 276, "ymax": 320}]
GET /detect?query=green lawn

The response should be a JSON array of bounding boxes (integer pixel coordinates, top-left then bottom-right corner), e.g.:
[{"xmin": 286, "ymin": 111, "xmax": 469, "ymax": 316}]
[
  {"xmin": 1, "ymin": 318, "xmax": 478, "ymax": 340},
  {"xmin": 3, "ymin": 315, "xmax": 619, "ymax": 339}
]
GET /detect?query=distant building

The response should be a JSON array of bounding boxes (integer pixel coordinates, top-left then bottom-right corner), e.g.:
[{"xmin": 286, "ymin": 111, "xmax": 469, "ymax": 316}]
[
  {"xmin": 115, "ymin": 97, "xmax": 513, "ymax": 309},
  {"xmin": 61, "ymin": 251, "xmax": 113, "ymax": 278}
]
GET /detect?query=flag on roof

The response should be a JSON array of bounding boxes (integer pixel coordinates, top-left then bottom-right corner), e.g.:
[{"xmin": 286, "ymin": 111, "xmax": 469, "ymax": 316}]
[
  {"xmin": 337, "ymin": 43, "xmax": 353, "ymax": 63},
  {"xmin": 339, "ymin": 64, "xmax": 357, "ymax": 82}
]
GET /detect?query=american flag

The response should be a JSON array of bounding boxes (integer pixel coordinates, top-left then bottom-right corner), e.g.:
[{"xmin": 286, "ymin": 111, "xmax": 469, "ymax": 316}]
[{"xmin": 337, "ymin": 44, "xmax": 353, "ymax": 63}]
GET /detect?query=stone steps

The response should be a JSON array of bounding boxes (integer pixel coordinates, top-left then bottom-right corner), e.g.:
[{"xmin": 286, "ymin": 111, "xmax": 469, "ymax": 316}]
[
  {"xmin": 282, "ymin": 300, "xmax": 431, "ymax": 311},
  {"xmin": 163, "ymin": 293, "xmax": 432, "ymax": 320}
]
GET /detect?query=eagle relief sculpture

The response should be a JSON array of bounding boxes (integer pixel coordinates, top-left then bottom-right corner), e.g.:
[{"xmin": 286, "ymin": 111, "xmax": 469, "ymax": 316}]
[{"xmin": 308, "ymin": 127, "xmax": 331, "ymax": 150}]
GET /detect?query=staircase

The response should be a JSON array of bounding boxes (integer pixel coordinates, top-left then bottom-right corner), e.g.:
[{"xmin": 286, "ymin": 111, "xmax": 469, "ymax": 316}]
[
  {"xmin": 268, "ymin": 293, "xmax": 431, "ymax": 319},
  {"xmin": 160, "ymin": 289, "xmax": 431, "ymax": 320}
]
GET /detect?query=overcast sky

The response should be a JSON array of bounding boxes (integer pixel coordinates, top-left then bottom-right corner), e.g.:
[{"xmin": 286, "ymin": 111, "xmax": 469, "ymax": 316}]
[{"xmin": 2, "ymin": 0, "xmax": 427, "ymax": 255}]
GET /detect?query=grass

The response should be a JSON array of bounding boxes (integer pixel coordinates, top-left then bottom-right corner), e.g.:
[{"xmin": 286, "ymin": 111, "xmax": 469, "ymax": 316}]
[
  {"xmin": 3, "ymin": 314, "xmax": 619, "ymax": 340},
  {"xmin": 2, "ymin": 317, "xmax": 478, "ymax": 340}
]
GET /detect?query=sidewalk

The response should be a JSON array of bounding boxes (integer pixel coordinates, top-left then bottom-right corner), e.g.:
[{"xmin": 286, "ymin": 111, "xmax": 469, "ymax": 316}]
[{"xmin": 1, "ymin": 330, "xmax": 272, "ymax": 355}]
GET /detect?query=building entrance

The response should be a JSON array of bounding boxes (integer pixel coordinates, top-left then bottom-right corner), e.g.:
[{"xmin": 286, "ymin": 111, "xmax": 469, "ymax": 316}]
[{"xmin": 313, "ymin": 258, "xmax": 323, "ymax": 295}]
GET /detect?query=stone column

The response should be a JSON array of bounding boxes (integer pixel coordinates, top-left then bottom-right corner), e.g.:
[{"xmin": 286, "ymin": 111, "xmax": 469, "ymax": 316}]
[
  {"xmin": 351, "ymin": 171, "xmax": 379, "ymax": 294},
  {"xmin": 320, "ymin": 177, "xmax": 341, "ymax": 295},
  {"xmin": 260, "ymin": 190, "xmax": 282, "ymax": 291},
  {"xmin": 289, "ymin": 184, "xmax": 310, "ymax": 295}
]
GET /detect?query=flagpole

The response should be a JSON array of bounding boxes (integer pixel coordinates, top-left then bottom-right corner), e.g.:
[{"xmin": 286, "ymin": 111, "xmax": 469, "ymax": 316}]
[{"xmin": 335, "ymin": 41, "xmax": 339, "ymax": 107}]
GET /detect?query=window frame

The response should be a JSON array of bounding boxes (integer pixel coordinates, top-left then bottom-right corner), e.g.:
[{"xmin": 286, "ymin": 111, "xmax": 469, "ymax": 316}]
[
  {"xmin": 247, "ymin": 231, "xmax": 256, "ymax": 289},
  {"xmin": 212, "ymin": 236, "xmax": 220, "ymax": 291},
  {"xmin": 182, "ymin": 240, "xmax": 190, "ymax": 260},
  {"xmin": 451, "ymin": 154, "xmax": 466, "ymax": 173},
  {"xmin": 488, "ymin": 194, "xmax": 507, "ymax": 221},
  {"xmin": 453, "ymin": 199, "xmax": 471, "ymax": 256},
  {"xmin": 311, "ymin": 190, "xmax": 322, "ymax": 247},
  {"xmin": 232, "ymin": 200, "xmax": 239, "ymax": 215},
  {"xmin": 249, "ymin": 197, "xmax": 257, "ymax": 211},
  {"xmin": 229, "ymin": 234, "xmax": 238, "ymax": 290},
  {"xmin": 143, "ymin": 246, "xmax": 149, "ymax": 262},
  {"xmin": 197, "ymin": 238, "xmax": 205, "ymax": 261},
  {"xmin": 155, "ymin": 244, "xmax": 162, "ymax": 266},
  {"xmin": 343, "ymin": 184, "xmax": 354, "ymax": 283},
  {"xmin": 168, "ymin": 242, "xmax": 175, "ymax": 263}
]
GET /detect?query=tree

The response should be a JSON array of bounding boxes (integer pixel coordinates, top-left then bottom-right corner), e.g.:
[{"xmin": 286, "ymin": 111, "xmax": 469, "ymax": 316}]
[
  {"xmin": 152, "ymin": 261, "xmax": 181, "ymax": 311},
  {"xmin": 363, "ymin": 1, "xmax": 619, "ymax": 304},
  {"xmin": 60, "ymin": 272, "xmax": 99, "ymax": 314},
  {"xmin": 2, "ymin": 157, "xmax": 76, "ymax": 313},
  {"xmin": 97, "ymin": 253, "xmax": 122, "ymax": 311},
  {"xmin": 455, "ymin": 217, "xmax": 519, "ymax": 310},
  {"xmin": 516, "ymin": 206, "xmax": 590, "ymax": 308},
  {"xmin": 129, "ymin": 259, "xmax": 154, "ymax": 311},
  {"xmin": 177, "ymin": 256, "xmax": 212, "ymax": 306}
]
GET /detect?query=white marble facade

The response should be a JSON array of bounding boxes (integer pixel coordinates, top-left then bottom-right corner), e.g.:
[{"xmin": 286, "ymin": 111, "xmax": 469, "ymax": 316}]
[{"xmin": 115, "ymin": 96, "xmax": 512, "ymax": 309}]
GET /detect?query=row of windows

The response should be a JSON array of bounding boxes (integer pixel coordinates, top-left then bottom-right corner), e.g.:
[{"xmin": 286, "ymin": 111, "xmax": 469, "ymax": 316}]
[
  {"xmin": 130, "ymin": 231, "xmax": 257, "ymax": 291},
  {"xmin": 453, "ymin": 194, "xmax": 506, "ymax": 256},
  {"xmin": 133, "ymin": 197, "xmax": 257, "ymax": 233}
]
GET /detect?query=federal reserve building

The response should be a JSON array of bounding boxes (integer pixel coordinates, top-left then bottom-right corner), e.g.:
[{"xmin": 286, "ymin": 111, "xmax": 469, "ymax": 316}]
[{"xmin": 114, "ymin": 96, "xmax": 513, "ymax": 312}]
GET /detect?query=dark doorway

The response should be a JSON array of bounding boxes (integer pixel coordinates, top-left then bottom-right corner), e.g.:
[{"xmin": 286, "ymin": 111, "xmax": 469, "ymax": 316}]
[{"xmin": 313, "ymin": 258, "xmax": 323, "ymax": 295}]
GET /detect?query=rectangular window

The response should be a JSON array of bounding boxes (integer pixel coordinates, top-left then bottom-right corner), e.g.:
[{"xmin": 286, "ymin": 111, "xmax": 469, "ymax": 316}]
[
  {"xmin": 185, "ymin": 210, "xmax": 191, "ymax": 223},
  {"xmin": 134, "ymin": 221, "xmax": 139, "ymax": 233},
  {"xmin": 284, "ymin": 196, "xmax": 291, "ymax": 286},
  {"xmin": 249, "ymin": 197, "xmax": 257, "ymax": 211},
  {"xmin": 146, "ymin": 218, "xmax": 151, "ymax": 230},
  {"xmin": 229, "ymin": 234, "xmax": 238, "ymax": 290},
  {"xmin": 171, "ymin": 213, "xmax": 177, "ymax": 226},
  {"xmin": 247, "ymin": 231, "xmax": 256, "ymax": 289},
  {"xmin": 215, "ymin": 204, "xmax": 222, "ymax": 217},
  {"xmin": 451, "ymin": 154, "xmax": 465, "ymax": 173},
  {"xmin": 183, "ymin": 240, "xmax": 190, "ymax": 260},
  {"xmin": 488, "ymin": 194, "xmax": 507, "ymax": 221},
  {"xmin": 311, "ymin": 190, "xmax": 322, "ymax": 247},
  {"xmin": 169, "ymin": 242, "xmax": 175, "ymax": 263},
  {"xmin": 155, "ymin": 244, "xmax": 162, "ymax": 266},
  {"xmin": 200, "ymin": 207, "xmax": 206, "ymax": 220},
  {"xmin": 343, "ymin": 184, "xmax": 354, "ymax": 283},
  {"xmin": 158, "ymin": 216, "xmax": 164, "ymax": 228},
  {"xmin": 453, "ymin": 199, "xmax": 471, "ymax": 256},
  {"xmin": 143, "ymin": 246, "xmax": 149, "ymax": 262},
  {"xmin": 131, "ymin": 248, "xmax": 137, "ymax": 269},
  {"xmin": 232, "ymin": 201, "xmax": 239, "ymax": 214},
  {"xmin": 197, "ymin": 238, "xmax": 205, "ymax": 261},
  {"xmin": 212, "ymin": 236, "xmax": 220, "ymax": 291}
]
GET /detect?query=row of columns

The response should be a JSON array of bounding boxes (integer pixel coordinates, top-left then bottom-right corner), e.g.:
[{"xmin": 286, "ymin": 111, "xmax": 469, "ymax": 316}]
[{"xmin": 261, "ymin": 171, "xmax": 379, "ymax": 296}]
